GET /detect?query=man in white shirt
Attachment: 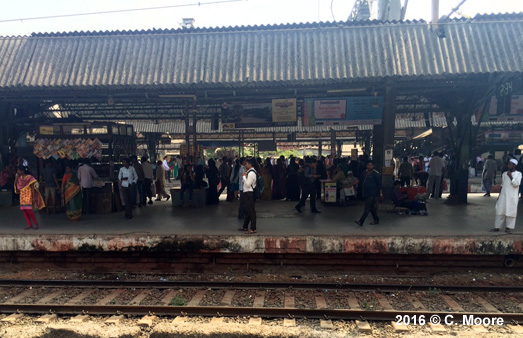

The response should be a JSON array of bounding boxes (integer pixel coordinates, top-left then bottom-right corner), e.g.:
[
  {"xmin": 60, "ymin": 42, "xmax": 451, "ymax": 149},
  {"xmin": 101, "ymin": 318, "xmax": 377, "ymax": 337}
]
[
  {"xmin": 77, "ymin": 159, "xmax": 98, "ymax": 214},
  {"xmin": 141, "ymin": 156, "xmax": 154, "ymax": 204},
  {"xmin": 427, "ymin": 152, "xmax": 444, "ymax": 199},
  {"xmin": 241, "ymin": 158, "xmax": 257, "ymax": 234},
  {"xmin": 237, "ymin": 157, "xmax": 246, "ymax": 219},
  {"xmin": 490, "ymin": 159, "xmax": 522, "ymax": 233},
  {"xmin": 162, "ymin": 156, "xmax": 171, "ymax": 183},
  {"xmin": 118, "ymin": 158, "xmax": 138, "ymax": 219}
]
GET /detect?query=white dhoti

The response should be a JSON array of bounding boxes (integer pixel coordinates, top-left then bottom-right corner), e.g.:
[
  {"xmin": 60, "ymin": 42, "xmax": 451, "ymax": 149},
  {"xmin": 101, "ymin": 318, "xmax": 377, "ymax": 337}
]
[
  {"xmin": 495, "ymin": 215, "xmax": 517, "ymax": 229},
  {"xmin": 494, "ymin": 170, "xmax": 522, "ymax": 230}
]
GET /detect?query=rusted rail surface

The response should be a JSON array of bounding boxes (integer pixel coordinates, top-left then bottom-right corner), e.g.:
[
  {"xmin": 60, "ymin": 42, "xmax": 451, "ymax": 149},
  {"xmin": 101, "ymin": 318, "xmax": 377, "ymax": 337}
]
[
  {"xmin": 1, "ymin": 279, "xmax": 522, "ymax": 323},
  {"xmin": 0, "ymin": 279, "xmax": 523, "ymax": 293}
]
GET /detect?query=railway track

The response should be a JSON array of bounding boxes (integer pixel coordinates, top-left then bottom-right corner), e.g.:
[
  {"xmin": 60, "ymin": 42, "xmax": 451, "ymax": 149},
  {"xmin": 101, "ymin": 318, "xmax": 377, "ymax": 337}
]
[{"xmin": 0, "ymin": 279, "xmax": 522, "ymax": 324}]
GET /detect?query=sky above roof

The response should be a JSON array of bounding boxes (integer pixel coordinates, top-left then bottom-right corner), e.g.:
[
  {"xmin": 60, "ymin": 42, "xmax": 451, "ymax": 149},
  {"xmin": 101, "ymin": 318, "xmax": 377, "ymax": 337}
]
[{"xmin": 1, "ymin": 0, "xmax": 522, "ymax": 35}]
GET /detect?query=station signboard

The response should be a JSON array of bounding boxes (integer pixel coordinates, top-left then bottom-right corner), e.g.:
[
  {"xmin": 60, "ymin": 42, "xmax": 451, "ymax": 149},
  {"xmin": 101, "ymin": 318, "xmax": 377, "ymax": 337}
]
[
  {"xmin": 485, "ymin": 95, "xmax": 523, "ymax": 122},
  {"xmin": 303, "ymin": 96, "xmax": 384, "ymax": 126}
]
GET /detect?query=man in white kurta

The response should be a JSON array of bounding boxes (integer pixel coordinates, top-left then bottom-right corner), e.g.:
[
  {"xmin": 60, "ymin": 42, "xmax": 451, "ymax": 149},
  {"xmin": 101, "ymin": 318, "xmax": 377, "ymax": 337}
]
[{"xmin": 491, "ymin": 159, "xmax": 522, "ymax": 233}]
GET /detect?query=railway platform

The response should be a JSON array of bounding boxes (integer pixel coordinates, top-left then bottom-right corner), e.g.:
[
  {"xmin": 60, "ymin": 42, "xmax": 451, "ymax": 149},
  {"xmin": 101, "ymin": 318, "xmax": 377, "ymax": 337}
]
[{"xmin": 0, "ymin": 193, "xmax": 521, "ymax": 257}]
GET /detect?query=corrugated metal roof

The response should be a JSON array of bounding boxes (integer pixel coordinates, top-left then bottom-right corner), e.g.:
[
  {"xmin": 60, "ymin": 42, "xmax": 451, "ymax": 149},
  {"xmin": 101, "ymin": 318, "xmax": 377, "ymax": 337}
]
[{"xmin": 1, "ymin": 13, "xmax": 522, "ymax": 90}]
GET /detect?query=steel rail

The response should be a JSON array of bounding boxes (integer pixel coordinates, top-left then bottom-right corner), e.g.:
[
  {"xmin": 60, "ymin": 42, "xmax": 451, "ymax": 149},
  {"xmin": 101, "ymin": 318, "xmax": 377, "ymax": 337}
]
[
  {"xmin": 0, "ymin": 279, "xmax": 522, "ymax": 293},
  {"xmin": 0, "ymin": 303, "xmax": 521, "ymax": 322}
]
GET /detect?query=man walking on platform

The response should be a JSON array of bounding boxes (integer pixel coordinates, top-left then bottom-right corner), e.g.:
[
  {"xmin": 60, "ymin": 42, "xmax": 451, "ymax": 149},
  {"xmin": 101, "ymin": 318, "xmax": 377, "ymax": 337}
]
[
  {"xmin": 295, "ymin": 158, "xmax": 321, "ymax": 214},
  {"xmin": 427, "ymin": 151, "xmax": 444, "ymax": 199},
  {"xmin": 398, "ymin": 156, "xmax": 413, "ymax": 187},
  {"xmin": 355, "ymin": 160, "xmax": 383, "ymax": 226},
  {"xmin": 162, "ymin": 156, "xmax": 171, "ymax": 183},
  {"xmin": 131, "ymin": 156, "xmax": 145, "ymax": 207},
  {"xmin": 482, "ymin": 155, "xmax": 497, "ymax": 197},
  {"xmin": 141, "ymin": 156, "xmax": 154, "ymax": 205},
  {"xmin": 237, "ymin": 157, "xmax": 246, "ymax": 219},
  {"xmin": 77, "ymin": 159, "xmax": 98, "ymax": 214},
  {"xmin": 218, "ymin": 157, "xmax": 232, "ymax": 201},
  {"xmin": 156, "ymin": 161, "xmax": 170, "ymax": 201},
  {"xmin": 490, "ymin": 159, "xmax": 521, "ymax": 234},
  {"xmin": 118, "ymin": 158, "xmax": 138, "ymax": 219},
  {"xmin": 241, "ymin": 158, "xmax": 258, "ymax": 234}
]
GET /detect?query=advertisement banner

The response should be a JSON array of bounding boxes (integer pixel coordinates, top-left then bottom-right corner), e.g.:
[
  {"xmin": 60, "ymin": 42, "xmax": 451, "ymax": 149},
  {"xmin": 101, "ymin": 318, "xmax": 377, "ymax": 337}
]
[
  {"xmin": 272, "ymin": 98, "xmax": 297, "ymax": 122},
  {"xmin": 39, "ymin": 126, "xmax": 54, "ymax": 135},
  {"xmin": 324, "ymin": 182, "xmax": 337, "ymax": 203},
  {"xmin": 303, "ymin": 96, "xmax": 383, "ymax": 126},
  {"xmin": 33, "ymin": 138, "xmax": 103, "ymax": 160},
  {"xmin": 313, "ymin": 99, "xmax": 347, "ymax": 120},
  {"xmin": 222, "ymin": 101, "xmax": 296, "ymax": 128}
]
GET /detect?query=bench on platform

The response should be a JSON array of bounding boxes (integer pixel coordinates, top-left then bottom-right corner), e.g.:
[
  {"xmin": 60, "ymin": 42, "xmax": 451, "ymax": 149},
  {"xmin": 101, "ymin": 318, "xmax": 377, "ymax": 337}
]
[{"xmin": 170, "ymin": 187, "xmax": 207, "ymax": 207}]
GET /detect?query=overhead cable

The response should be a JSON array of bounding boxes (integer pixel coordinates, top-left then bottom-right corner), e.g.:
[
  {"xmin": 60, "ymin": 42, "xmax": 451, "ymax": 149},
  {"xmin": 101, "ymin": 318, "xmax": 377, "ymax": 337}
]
[{"xmin": 0, "ymin": 0, "xmax": 248, "ymax": 23}]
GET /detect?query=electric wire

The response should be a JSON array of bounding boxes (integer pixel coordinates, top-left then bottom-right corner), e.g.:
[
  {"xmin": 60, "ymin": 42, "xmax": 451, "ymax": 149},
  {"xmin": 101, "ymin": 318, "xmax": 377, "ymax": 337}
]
[{"xmin": 0, "ymin": 0, "xmax": 248, "ymax": 24}]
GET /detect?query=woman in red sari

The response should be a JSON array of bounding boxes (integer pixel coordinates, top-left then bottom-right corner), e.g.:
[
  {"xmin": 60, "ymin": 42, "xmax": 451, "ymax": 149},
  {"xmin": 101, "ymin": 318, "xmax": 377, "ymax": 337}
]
[{"xmin": 14, "ymin": 166, "xmax": 45, "ymax": 229}]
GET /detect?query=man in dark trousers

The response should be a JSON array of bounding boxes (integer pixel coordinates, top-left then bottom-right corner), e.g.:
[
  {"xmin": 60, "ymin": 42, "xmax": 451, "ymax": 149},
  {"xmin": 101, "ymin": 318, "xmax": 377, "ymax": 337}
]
[
  {"xmin": 241, "ymin": 158, "xmax": 257, "ymax": 234},
  {"xmin": 295, "ymin": 158, "xmax": 321, "ymax": 214},
  {"xmin": 355, "ymin": 160, "xmax": 383, "ymax": 226},
  {"xmin": 218, "ymin": 157, "xmax": 232, "ymax": 201},
  {"xmin": 118, "ymin": 158, "xmax": 138, "ymax": 219}
]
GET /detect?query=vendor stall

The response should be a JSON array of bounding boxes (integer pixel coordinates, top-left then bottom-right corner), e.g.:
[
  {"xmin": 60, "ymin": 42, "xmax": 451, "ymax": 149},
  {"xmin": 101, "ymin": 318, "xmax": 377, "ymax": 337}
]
[{"xmin": 33, "ymin": 122, "xmax": 136, "ymax": 213}]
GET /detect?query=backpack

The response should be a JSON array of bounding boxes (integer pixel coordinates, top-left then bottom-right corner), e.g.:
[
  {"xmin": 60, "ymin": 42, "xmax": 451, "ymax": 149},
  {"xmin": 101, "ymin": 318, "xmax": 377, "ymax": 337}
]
[{"xmin": 248, "ymin": 169, "xmax": 264, "ymax": 199}]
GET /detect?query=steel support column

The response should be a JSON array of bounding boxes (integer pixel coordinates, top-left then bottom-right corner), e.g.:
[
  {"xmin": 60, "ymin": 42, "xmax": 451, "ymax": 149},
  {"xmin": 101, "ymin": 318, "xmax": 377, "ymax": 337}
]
[
  {"xmin": 373, "ymin": 85, "xmax": 396, "ymax": 200},
  {"xmin": 373, "ymin": 85, "xmax": 396, "ymax": 171},
  {"xmin": 330, "ymin": 130, "xmax": 336, "ymax": 157},
  {"xmin": 0, "ymin": 103, "xmax": 10, "ymax": 165},
  {"xmin": 192, "ymin": 109, "xmax": 198, "ymax": 159}
]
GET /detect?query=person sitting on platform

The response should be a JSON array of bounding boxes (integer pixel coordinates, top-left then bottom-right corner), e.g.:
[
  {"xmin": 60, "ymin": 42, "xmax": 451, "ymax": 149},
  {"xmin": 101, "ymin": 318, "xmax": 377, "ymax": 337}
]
[{"xmin": 391, "ymin": 180, "xmax": 426, "ymax": 215}]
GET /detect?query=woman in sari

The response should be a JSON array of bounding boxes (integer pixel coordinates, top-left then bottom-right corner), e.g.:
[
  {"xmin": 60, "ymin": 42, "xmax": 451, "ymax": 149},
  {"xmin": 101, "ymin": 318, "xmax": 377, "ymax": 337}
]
[
  {"xmin": 14, "ymin": 166, "xmax": 45, "ymax": 229},
  {"xmin": 62, "ymin": 166, "xmax": 83, "ymax": 221}
]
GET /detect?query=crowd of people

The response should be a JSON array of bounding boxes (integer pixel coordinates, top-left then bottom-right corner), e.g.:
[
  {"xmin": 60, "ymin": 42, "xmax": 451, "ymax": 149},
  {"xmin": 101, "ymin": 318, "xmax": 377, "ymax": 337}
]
[{"xmin": 1, "ymin": 149, "xmax": 522, "ymax": 233}]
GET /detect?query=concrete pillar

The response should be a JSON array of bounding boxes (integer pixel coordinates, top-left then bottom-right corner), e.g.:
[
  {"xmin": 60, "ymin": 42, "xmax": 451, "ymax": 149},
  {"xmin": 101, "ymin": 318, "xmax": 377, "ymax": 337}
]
[{"xmin": 318, "ymin": 141, "xmax": 322, "ymax": 157}]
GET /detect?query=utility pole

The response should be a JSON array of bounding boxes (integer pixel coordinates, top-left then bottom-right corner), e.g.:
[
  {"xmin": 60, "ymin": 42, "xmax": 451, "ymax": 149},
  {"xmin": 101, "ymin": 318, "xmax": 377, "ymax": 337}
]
[{"xmin": 349, "ymin": 0, "xmax": 408, "ymax": 21}]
